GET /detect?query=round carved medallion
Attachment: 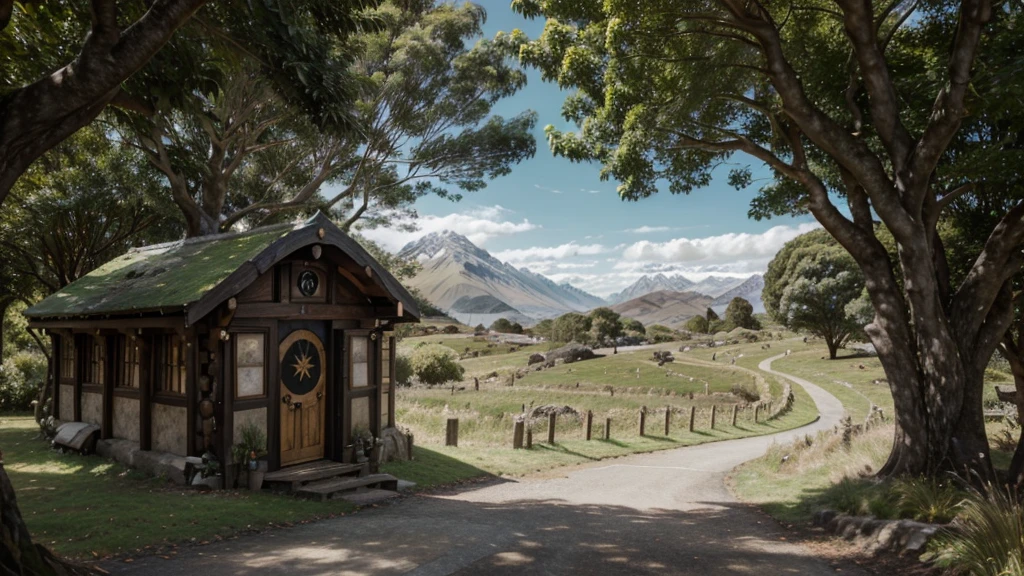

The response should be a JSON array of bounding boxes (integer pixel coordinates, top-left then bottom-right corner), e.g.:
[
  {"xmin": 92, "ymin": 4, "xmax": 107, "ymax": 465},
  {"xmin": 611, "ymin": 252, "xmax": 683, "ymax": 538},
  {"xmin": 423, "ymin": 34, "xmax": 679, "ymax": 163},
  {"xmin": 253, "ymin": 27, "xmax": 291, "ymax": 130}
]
[
  {"xmin": 298, "ymin": 269, "xmax": 319, "ymax": 297},
  {"xmin": 279, "ymin": 330, "xmax": 324, "ymax": 396}
]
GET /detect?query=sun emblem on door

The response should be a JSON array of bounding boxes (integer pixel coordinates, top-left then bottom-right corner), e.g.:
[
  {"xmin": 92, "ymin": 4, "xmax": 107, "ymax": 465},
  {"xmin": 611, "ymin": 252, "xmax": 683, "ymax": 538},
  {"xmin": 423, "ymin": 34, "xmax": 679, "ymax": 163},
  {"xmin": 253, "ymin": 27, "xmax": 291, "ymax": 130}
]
[
  {"xmin": 280, "ymin": 331, "xmax": 323, "ymax": 395},
  {"xmin": 292, "ymin": 351, "xmax": 315, "ymax": 381}
]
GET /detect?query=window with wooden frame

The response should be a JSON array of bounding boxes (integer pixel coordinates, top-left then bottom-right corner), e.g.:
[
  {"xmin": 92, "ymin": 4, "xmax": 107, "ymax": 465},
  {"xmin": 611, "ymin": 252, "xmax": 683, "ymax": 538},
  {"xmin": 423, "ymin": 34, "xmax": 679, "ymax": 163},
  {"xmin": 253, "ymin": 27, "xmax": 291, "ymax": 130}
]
[
  {"xmin": 235, "ymin": 333, "xmax": 266, "ymax": 399},
  {"xmin": 380, "ymin": 334, "xmax": 393, "ymax": 427},
  {"xmin": 118, "ymin": 335, "xmax": 140, "ymax": 389},
  {"xmin": 60, "ymin": 336, "xmax": 74, "ymax": 380},
  {"xmin": 83, "ymin": 336, "xmax": 105, "ymax": 385},
  {"xmin": 349, "ymin": 335, "xmax": 370, "ymax": 388},
  {"xmin": 157, "ymin": 335, "xmax": 186, "ymax": 395}
]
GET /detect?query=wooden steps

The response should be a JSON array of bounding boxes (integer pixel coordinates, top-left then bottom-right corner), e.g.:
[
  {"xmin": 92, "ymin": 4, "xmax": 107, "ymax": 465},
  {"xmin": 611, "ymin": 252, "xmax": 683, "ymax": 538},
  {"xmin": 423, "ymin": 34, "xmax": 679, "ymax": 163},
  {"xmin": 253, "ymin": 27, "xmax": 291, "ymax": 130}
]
[
  {"xmin": 296, "ymin": 473, "xmax": 400, "ymax": 502},
  {"xmin": 263, "ymin": 460, "xmax": 368, "ymax": 492}
]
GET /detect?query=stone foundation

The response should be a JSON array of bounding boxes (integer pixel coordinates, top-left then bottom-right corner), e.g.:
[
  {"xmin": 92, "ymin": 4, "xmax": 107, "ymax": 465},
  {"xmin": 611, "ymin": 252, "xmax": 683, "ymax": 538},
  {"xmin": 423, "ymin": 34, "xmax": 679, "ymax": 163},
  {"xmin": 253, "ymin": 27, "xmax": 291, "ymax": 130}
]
[
  {"xmin": 58, "ymin": 384, "xmax": 74, "ymax": 421},
  {"xmin": 152, "ymin": 403, "xmax": 187, "ymax": 455},
  {"xmin": 96, "ymin": 438, "xmax": 188, "ymax": 485},
  {"xmin": 81, "ymin": 391, "xmax": 102, "ymax": 426},
  {"xmin": 113, "ymin": 396, "xmax": 141, "ymax": 441}
]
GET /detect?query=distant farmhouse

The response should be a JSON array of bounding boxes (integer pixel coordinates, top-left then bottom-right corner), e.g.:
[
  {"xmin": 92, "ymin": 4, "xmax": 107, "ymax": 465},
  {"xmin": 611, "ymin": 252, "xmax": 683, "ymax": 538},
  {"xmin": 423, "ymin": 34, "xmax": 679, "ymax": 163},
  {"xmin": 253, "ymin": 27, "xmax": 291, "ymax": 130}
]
[{"xmin": 25, "ymin": 213, "xmax": 418, "ymax": 489}]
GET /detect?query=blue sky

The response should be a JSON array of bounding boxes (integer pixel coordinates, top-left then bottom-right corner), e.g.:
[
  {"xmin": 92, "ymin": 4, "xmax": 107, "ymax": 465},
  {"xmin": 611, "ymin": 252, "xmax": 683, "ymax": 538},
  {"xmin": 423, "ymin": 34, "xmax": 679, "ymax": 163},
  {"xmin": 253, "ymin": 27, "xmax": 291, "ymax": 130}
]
[{"xmin": 361, "ymin": 1, "xmax": 818, "ymax": 297}]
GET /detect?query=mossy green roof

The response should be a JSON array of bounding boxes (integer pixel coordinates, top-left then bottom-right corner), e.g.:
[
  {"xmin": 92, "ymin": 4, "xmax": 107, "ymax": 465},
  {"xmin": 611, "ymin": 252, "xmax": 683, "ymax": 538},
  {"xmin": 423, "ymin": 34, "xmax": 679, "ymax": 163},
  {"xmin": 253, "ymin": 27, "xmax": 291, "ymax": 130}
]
[{"xmin": 24, "ymin": 225, "xmax": 293, "ymax": 318}]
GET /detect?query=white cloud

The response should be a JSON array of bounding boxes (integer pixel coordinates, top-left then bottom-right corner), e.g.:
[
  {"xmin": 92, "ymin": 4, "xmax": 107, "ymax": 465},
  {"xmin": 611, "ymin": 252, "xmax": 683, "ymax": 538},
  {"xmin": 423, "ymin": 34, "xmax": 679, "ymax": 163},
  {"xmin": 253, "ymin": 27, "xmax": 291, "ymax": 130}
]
[
  {"xmin": 623, "ymin": 226, "xmax": 672, "ymax": 234},
  {"xmin": 621, "ymin": 223, "xmax": 819, "ymax": 265},
  {"xmin": 580, "ymin": 188, "xmax": 602, "ymax": 194},
  {"xmin": 534, "ymin": 184, "xmax": 563, "ymax": 194},
  {"xmin": 359, "ymin": 205, "xmax": 538, "ymax": 251},
  {"xmin": 493, "ymin": 242, "xmax": 608, "ymax": 264}
]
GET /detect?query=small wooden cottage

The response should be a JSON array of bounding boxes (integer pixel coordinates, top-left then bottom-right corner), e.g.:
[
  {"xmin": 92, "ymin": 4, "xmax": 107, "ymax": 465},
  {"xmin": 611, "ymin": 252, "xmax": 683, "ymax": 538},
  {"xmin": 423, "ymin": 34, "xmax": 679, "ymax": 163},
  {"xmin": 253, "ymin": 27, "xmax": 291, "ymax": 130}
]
[{"xmin": 25, "ymin": 213, "xmax": 418, "ymax": 485}]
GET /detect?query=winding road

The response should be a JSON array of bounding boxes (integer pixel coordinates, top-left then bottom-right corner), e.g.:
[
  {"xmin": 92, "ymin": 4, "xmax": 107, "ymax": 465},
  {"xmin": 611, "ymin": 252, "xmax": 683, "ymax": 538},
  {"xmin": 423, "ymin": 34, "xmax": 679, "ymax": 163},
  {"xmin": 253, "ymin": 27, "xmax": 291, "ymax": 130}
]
[{"xmin": 108, "ymin": 354, "xmax": 856, "ymax": 575}]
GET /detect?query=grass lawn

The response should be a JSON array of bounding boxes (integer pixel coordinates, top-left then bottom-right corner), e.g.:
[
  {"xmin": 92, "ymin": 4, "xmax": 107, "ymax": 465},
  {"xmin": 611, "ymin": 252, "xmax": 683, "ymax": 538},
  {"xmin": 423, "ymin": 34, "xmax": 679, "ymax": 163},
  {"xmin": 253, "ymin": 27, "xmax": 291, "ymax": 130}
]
[
  {"xmin": 1, "ymin": 415, "xmax": 355, "ymax": 560},
  {"xmin": 729, "ymin": 341, "xmax": 1021, "ymax": 525}
]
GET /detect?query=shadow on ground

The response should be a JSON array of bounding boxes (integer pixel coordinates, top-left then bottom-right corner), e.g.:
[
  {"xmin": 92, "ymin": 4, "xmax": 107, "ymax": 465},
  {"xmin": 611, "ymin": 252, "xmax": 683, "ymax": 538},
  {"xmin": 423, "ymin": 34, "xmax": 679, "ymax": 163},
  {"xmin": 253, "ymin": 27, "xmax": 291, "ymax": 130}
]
[{"xmin": 105, "ymin": 493, "xmax": 855, "ymax": 576}]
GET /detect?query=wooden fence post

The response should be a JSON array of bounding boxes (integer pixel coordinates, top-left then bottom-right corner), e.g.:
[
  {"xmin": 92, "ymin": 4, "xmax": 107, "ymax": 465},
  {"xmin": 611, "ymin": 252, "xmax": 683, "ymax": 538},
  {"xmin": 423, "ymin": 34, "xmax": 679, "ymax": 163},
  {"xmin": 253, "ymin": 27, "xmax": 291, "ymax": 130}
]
[
  {"xmin": 604, "ymin": 418, "xmax": 611, "ymax": 440},
  {"xmin": 548, "ymin": 412, "xmax": 556, "ymax": 444},
  {"xmin": 513, "ymin": 420, "xmax": 524, "ymax": 449},
  {"xmin": 586, "ymin": 410, "xmax": 593, "ymax": 440},
  {"xmin": 664, "ymin": 407, "xmax": 671, "ymax": 436},
  {"xmin": 639, "ymin": 406, "xmax": 647, "ymax": 436},
  {"xmin": 731, "ymin": 405, "xmax": 738, "ymax": 426},
  {"xmin": 754, "ymin": 404, "xmax": 760, "ymax": 423},
  {"xmin": 710, "ymin": 405, "xmax": 717, "ymax": 429},
  {"xmin": 689, "ymin": 406, "xmax": 696, "ymax": 432},
  {"xmin": 526, "ymin": 427, "xmax": 533, "ymax": 449},
  {"xmin": 446, "ymin": 418, "xmax": 459, "ymax": 447}
]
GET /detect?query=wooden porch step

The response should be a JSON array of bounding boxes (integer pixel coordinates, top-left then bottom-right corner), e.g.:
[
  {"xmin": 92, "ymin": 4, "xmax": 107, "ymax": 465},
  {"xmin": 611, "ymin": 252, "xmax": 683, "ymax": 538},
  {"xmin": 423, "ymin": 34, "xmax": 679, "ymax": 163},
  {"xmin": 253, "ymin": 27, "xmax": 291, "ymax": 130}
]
[
  {"xmin": 295, "ymin": 473, "xmax": 399, "ymax": 502},
  {"xmin": 263, "ymin": 460, "xmax": 368, "ymax": 491}
]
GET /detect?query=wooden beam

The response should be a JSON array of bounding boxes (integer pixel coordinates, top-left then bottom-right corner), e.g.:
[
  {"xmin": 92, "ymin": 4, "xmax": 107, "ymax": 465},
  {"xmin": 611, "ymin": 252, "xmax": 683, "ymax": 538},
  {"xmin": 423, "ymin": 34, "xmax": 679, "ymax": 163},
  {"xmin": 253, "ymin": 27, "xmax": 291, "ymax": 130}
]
[
  {"xmin": 28, "ymin": 317, "xmax": 186, "ymax": 331},
  {"xmin": 233, "ymin": 303, "xmax": 376, "ymax": 320},
  {"xmin": 101, "ymin": 335, "xmax": 114, "ymax": 439}
]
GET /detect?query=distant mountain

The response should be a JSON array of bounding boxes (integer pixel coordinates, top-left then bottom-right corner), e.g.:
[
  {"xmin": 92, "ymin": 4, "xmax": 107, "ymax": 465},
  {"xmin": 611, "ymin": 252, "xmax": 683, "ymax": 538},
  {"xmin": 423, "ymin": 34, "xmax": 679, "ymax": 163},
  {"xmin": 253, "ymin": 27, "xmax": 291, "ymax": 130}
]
[
  {"xmin": 611, "ymin": 273, "xmax": 764, "ymax": 311},
  {"xmin": 399, "ymin": 231, "xmax": 607, "ymax": 322},
  {"xmin": 608, "ymin": 273, "xmax": 694, "ymax": 304},
  {"xmin": 711, "ymin": 275, "xmax": 766, "ymax": 314},
  {"xmin": 610, "ymin": 290, "xmax": 713, "ymax": 328},
  {"xmin": 450, "ymin": 294, "xmax": 517, "ymax": 315}
]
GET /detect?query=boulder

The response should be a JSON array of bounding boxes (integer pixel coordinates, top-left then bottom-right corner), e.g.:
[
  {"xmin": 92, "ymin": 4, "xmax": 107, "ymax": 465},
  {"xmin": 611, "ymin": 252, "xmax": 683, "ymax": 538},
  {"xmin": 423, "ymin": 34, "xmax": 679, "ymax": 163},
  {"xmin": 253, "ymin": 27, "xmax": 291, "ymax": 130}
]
[
  {"xmin": 527, "ymin": 353, "xmax": 546, "ymax": 366},
  {"xmin": 377, "ymin": 427, "xmax": 412, "ymax": 463},
  {"xmin": 545, "ymin": 343, "xmax": 596, "ymax": 364}
]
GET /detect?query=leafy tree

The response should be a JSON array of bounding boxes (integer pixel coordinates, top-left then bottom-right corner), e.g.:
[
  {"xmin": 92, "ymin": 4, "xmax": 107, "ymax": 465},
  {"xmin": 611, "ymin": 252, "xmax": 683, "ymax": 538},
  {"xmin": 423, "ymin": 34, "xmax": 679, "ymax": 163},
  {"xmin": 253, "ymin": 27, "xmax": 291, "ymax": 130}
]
[
  {"xmin": 705, "ymin": 308, "xmax": 719, "ymax": 324},
  {"xmin": 0, "ymin": 0, "xmax": 374, "ymax": 211},
  {"xmin": 552, "ymin": 312, "xmax": 592, "ymax": 345},
  {"xmin": 647, "ymin": 324, "xmax": 678, "ymax": 343},
  {"xmin": 474, "ymin": 323, "xmax": 487, "ymax": 334},
  {"xmin": 589, "ymin": 307, "xmax": 623, "ymax": 352},
  {"xmin": 489, "ymin": 318, "xmax": 516, "ymax": 333},
  {"xmin": 531, "ymin": 318, "xmax": 553, "ymax": 339},
  {"xmin": 686, "ymin": 315, "xmax": 709, "ymax": 335},
  {"xmin": 724, "ymin": 298, "xmax": 760, "ymax": 331},
  {"xmin": 765, "ymin": 230, "xmax": 866, "ymax": 359},
  {"xmin": 116, "ymin": 0, "xmax": 535, "ymax": 236},
  {"xmin": 410, "ymin": 344, "xmax": 464, "ymax": 386},
  {"xmin": 771, "ymin": 235, "xmax": 865, "ymax": 357},
  {"xmin": 623, "ymin": 318, "xmax": 646, "ymax": 337},
  {"xmin": 511, "ymin": 0, "xmax": 1017, "ymax": 478},
  {"xmin": 510, "ymin": 322, "xmax": 524, "ymax": 334}
]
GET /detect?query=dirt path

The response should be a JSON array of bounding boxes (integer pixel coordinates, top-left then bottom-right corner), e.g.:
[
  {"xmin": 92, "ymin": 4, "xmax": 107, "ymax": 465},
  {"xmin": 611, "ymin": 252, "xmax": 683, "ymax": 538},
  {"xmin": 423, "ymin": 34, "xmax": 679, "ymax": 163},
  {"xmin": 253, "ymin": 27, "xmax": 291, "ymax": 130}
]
[{"xmin": 106, "ymin": 354, "xmax": 857, "ymax": 575}]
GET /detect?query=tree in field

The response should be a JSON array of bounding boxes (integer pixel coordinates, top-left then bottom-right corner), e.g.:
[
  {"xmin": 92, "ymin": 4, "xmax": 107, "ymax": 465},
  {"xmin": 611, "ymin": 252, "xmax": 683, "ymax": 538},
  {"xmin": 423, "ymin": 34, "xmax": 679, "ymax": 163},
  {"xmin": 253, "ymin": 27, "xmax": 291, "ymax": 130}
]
[
  {"xmin": 410, "ymin": 344, "xmax": 464, "ymax": 386},
  {"xmin": 552, "ymin": 312, "xmax": 592, "ymax": 345},
  {"xmin": 0, "ymin": 0, "xmax": 374, "ymax": 211},
  {"xmin": 511, "ymin": 0, "xmax": 1018, "ymax": 479},
  {"xmin": 116, "ymin": 0, "xmax": 535, "ymax": 236},
  {"xmin": 623, "ymin": 318, "xmax": 646, "ymax": 338},
  {"xmin": 705, "ymin": 307, "xmax": 720, "ymax": 324},
  {"xmin": 589, "ymin": 307, "xmax": 623, "ymax": 352},
  {"xmin": 647, "ymin": 324, "xmax": 677, "ymax": 343},
  {"xmin": 686, "ymin": 315, "xmax": 709, "ymax": 335},
  {"xmin": 489, "ymin": 318, "xmax": 512, "ymax": 333},
  {"xmin": 724, "ymin": 297, "xmax": 761, "ymax": 331},
  {"xmin": 532, "ymin": 318, "xmax": 553, "ymax": 339},
  {"xmin": 764, "ymin": 230, "xmax": 866, "ymax": 359}
]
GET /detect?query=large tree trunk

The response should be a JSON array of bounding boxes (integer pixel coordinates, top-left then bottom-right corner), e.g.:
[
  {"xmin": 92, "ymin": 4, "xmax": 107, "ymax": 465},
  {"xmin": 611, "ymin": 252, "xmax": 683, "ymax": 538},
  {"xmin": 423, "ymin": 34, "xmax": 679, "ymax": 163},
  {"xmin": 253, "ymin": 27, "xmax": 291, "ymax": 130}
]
[
  {"xmin": 0, "ymin": 0, "xmax": 208, "ymax": 209},
  {"xmin": 1, "ymin": 464, "xmax": 95, "ymax": 575}
]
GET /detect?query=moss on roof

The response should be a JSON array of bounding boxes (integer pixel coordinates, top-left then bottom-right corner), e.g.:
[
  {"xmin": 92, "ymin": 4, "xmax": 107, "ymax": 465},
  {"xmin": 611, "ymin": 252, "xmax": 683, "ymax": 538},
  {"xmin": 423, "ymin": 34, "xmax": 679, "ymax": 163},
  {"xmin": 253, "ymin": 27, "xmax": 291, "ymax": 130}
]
[{"xmin": 24, "ymin": 225, "xmax": 293, "ymax": 318}]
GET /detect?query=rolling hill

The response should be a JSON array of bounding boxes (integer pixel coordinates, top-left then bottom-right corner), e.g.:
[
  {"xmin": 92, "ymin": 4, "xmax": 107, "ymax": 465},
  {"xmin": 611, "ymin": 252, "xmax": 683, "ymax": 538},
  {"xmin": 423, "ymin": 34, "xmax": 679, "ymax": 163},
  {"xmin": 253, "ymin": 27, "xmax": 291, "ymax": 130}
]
[{"xmin": 609, "ymin": 290, "xmax": 713, "ymax": 328}]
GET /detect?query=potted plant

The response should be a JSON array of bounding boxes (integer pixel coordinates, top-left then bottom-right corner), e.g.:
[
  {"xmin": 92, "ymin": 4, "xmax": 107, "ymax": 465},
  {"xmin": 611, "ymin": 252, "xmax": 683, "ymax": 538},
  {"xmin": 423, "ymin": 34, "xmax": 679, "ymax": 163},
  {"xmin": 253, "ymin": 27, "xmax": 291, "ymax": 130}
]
[{"xmin": 231, "ymin": 422, "xmax": 268, "ymax": 490}]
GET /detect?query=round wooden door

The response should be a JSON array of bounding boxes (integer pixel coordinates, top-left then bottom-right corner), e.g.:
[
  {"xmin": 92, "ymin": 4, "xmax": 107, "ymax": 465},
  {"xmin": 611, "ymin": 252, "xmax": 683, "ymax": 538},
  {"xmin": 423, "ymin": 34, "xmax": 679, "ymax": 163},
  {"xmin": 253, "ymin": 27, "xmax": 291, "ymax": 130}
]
[{"xmin": 279, "ymin": 329, "xmax": 326, "ymax": 466}]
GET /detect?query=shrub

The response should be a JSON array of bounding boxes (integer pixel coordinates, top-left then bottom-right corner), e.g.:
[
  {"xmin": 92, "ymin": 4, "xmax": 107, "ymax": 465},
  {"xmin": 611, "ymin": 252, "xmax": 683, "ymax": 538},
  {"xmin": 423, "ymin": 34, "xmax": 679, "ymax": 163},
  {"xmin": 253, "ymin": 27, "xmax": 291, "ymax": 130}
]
[
  {"xmin": 395, "ymin": 354, "xmax": 414, "ymax": 386},
  {"xmin": 442, "ymin": 325, "xmax": 460, "ymax": 334},
  {"xmin": 893, "ymin": 476, "xmax": 964, "ymax": 524},
  {"xmin": 0, "ymin": 351, "xmax": 47, "ymax": 412},
  {"xmin": 410, "ymin": 344, "xmax": 464, "ymax": 386},
  {"xmin": 936, "ymin": 486, "xmax": 1024, "ymax": 576}
]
